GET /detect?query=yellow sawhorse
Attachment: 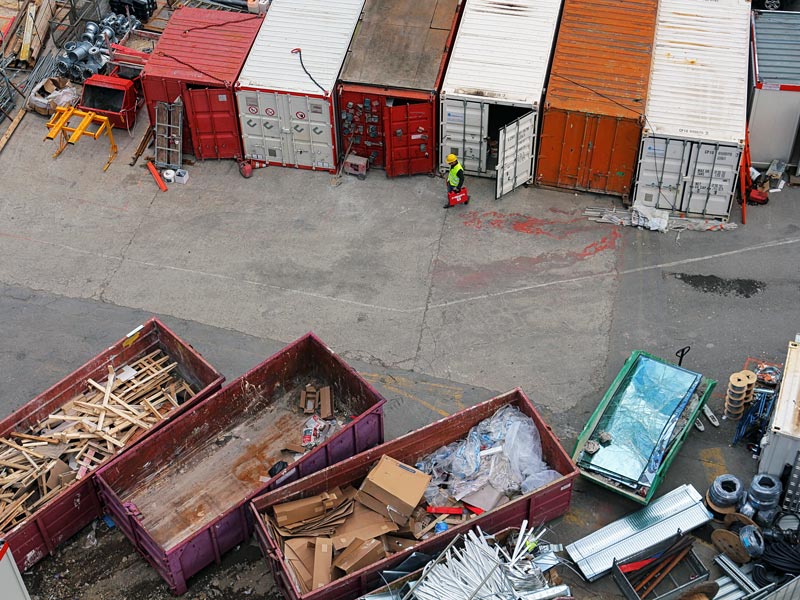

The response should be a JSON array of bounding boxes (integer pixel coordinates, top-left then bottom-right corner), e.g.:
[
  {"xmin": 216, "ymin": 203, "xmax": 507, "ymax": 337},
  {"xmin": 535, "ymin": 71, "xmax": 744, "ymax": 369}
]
[{"xmin": 44, "ymin": 106, "xmax": 118, "ymax": 171}]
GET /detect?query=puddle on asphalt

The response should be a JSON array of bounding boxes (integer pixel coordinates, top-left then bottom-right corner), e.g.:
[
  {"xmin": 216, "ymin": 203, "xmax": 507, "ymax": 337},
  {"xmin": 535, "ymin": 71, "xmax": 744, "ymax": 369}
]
[{"xmin": 669, "ymin": 273, "xmax": 765, "ymax": 298}]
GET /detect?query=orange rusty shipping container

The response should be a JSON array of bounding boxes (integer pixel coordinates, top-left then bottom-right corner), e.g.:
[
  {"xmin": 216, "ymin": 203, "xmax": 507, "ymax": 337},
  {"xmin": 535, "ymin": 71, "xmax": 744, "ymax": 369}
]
[{"xmin": 537, "ymin": 0, "xmax": 658, "ymax": 199}]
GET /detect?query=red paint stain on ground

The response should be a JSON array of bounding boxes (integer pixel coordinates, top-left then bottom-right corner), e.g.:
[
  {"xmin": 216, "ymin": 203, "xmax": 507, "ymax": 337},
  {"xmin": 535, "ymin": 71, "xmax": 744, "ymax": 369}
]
[
  {"xmin": 461, "ymin": 211, "xmax": 585, "ymax": 239},
  {"xmin": 571, "ymin": 229, "xmax": 621, "ymax": 259},
  {"xmin": 435, "ymin": 226, "xmax": 621, "ymax": 290}
]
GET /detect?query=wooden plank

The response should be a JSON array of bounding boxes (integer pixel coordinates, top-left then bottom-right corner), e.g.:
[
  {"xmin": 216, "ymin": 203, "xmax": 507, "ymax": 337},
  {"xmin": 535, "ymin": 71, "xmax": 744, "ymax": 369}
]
[
  {"xmin": 0, "ymin": 108, "xmax": 26, "ymax": 154},
  {"xmin": 98, "ymin": 365, "xmax": 115, "ymax": 430},
  {"xmin": 18, "ymin": 3, "xmax": 35, "ymax": 62},
  {"xmin": 0, "ymin": 437, "xmax": 46, "ymax": 459},
  {"xmin": 9, "ymin": 431, "xmax": 59, "ymax": 444}
]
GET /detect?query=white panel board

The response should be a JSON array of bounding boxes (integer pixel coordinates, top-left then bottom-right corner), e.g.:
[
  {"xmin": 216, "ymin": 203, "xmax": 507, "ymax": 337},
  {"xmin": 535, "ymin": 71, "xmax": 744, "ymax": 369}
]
[{"xmin": 749, "ymin": 88, "xmax": 800, "ymax": 165}]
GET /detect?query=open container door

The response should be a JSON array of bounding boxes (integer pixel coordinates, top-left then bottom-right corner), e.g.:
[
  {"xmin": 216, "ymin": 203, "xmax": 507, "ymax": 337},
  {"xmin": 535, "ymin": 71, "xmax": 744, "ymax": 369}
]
[
  {"xmin": 184, "ymin": 87, "xmax": 241, "ymax": 160},
  {"xmin": 496, "ymin": 110, "xmax": 536, "ymax": 199}
]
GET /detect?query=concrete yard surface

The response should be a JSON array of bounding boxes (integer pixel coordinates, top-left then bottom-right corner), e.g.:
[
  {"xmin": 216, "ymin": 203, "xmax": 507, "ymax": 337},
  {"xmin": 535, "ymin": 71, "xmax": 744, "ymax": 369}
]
[{"xmin": 1, "ymin": 109, "xmax": 799, "ymax": 599}]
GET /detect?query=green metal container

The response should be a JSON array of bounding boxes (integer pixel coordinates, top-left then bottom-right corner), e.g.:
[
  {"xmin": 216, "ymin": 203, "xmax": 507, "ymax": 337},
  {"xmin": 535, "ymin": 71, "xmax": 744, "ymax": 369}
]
[{"xmin": 572, "ymin": 350, "xmax": 717, "ymax": 505}]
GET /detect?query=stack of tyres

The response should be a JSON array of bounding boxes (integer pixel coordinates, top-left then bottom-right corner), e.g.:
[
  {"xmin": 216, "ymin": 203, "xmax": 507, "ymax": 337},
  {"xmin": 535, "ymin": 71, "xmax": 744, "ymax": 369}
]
[{"xmin": 110, "ymin": 0, "xmax": 156, "ymax": 22}]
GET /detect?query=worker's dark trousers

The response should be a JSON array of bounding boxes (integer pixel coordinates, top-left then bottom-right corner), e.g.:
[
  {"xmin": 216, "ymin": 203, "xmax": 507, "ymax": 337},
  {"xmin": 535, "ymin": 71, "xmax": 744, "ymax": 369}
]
[{"xmin": 447, "ymin": 183, "xmax": 462, "ymax": 193}]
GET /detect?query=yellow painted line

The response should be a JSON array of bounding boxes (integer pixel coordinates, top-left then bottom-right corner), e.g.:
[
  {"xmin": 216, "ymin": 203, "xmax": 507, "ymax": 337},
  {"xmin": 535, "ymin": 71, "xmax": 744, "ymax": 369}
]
[
  {"xmin": 362, "ymin": 373, "xmax": 455, "ymax": 418},
  {"xmin": 699, "ymin": 447, "xmax": 728, "ymax": 481}
]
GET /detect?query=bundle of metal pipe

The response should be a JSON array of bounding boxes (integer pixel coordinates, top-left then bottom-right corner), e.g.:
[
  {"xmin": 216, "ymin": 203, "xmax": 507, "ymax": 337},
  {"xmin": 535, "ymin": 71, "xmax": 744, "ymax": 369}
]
[{"xmin": 622, "ymin": 536, "xmax": 695, "ymax": 599}]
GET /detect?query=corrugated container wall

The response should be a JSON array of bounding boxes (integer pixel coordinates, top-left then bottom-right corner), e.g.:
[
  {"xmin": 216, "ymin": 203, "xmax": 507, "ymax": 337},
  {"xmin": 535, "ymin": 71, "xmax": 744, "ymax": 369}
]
[
  {"xmin": 632, "ymin": 0, "xmax": 750, "ymax": 220},
  {"xmin": 439, "ymin": 0, "xmax": 562, "ymax": 199},
  {"xmin": 749, "ymin": 10, "xmax": 800, "ymax": 167},
  {"xmin": 236, "ymin": 0, "xmax": 366, "ymax": 172},
  {"xmin": 141, "ymin": 8, "xmax": 264, "ymax": 160},
  {"xmin": 537, "ymin": 0, "xmax": 658, "ymax": 199},
  {"xmin": 337, "ymin": 0, "xmax": 460, "ymax": 177}
]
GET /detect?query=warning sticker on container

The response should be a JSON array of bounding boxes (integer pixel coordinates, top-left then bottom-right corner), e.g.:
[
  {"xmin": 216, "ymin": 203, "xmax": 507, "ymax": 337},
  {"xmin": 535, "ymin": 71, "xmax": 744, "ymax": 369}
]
[
  {"xmin": 265, "ymin": 107, "xmax": 275, "ymax": 116},
  {"xmin": 295, "ymin": 111, "xmax": 306, "ymax": 120},
  {"xmin": 247, "ymin": 106, "xmax": 258, "ymax": 114}
]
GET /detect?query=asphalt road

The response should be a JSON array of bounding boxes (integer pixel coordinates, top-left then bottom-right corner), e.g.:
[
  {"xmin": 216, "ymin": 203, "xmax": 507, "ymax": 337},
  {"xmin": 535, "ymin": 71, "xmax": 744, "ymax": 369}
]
[{"xmin": 1, "ymin": 106, "xmax": 799, "ymax": 598}]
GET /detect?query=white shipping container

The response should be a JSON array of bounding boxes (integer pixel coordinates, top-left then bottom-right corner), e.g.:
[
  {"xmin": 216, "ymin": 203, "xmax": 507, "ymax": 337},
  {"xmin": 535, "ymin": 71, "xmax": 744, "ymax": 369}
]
[
  {"xmin": 632, "ymin": 0, "xmax": 750, "ymax": 220},
  {"xmin": 236, "ymin": 0, "xmax": 365, "ymax": 171},
  {"xmin": 759, "ymin": 342, "xmax": 800, "ymax": 478},
  {"xmin": 438, "ymin": 0, "xmax": 562, "ymax": 199}
]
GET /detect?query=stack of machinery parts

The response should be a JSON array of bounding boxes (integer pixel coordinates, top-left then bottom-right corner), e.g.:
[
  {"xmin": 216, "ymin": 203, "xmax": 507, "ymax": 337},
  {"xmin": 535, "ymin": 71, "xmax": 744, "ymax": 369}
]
[
  {"xmin": 110, "ymin": 0, "xmax": 156, "ymax": 21},
  {"xmin": 707, "ymin": 474, "xmax": 746, "ymax": 521},
  {"xmin": 55, "ymin": 13, "xmax": 141, "ymax": 83},
  {"xmin": 726, "ymin": 370, "xmax": 758, "ymax": 421},
  {"xmin": 707, "ymin": 471, "xmax": 800, "ymax": 594},
  {"xmin": 733, "ymin": 388, "xmax": 778, "ymax": 449}
]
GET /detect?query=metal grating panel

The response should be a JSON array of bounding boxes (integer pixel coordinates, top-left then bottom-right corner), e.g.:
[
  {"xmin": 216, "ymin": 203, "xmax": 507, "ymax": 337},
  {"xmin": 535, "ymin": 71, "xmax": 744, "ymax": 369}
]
[
  {"xmin": 760, "ymin": 574, "xmax": 800, "ymax": 600},
  {"xmin": 566, "ymin": 484, "xmax": 711, "ymax": 581},
  {"xmin": 782, "ymin": 450, "xmax": 800, "ymax": 512},
  {"xmin": 753, "ymin": 11, "xmax": 800, "ymax": 86}
]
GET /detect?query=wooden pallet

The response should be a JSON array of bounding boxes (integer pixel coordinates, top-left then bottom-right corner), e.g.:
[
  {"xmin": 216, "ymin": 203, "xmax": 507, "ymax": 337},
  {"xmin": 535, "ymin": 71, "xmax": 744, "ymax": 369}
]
[{"xmin": 0, "ymin": 351, "xmax": 196, "ymax": 531}]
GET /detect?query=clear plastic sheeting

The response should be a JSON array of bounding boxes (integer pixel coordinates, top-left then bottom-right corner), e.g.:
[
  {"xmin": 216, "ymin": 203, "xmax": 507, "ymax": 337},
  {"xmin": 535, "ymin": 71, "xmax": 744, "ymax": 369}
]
[
  {"xmin": 579, "ymin": 355, "xmax": 701, "ymax": 490},
  {"xmin": 416, "ymin": 406, "xmax": 555, "ymax": 505}
]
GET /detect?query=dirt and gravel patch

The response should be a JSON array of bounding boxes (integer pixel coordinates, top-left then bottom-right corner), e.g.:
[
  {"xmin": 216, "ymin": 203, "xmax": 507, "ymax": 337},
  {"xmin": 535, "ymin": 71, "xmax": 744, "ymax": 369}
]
[{"xmin": 22, "ymin": 518, "xmax": 282, "ymax": 600}]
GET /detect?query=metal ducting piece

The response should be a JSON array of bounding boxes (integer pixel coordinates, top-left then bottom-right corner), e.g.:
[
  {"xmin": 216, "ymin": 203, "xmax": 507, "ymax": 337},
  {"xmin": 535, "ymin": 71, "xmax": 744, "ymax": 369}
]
[{"xmin": 565, "ymin": 484, "xmax": 712, "ymax": 582}]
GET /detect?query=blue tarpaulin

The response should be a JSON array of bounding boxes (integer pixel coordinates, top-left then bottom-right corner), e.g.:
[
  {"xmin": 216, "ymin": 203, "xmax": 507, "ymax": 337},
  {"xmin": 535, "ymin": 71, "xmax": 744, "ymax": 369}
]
[{"xmin": 578, "ymin": 355, "xmax": 702, "ymax": 490}]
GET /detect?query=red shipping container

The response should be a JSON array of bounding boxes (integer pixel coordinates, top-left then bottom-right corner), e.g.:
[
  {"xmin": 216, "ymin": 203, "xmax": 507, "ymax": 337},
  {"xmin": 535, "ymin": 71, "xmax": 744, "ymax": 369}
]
[
  {"xmin": 95, "ymin": 333, "xmax": 386, "ymax": 595},
  {"xmin": 537, "ymin": 0, "xmax": 658, "ymax": 199},
  {"xmin": 336, "ymin": 0, "xmax": 461, "ymax": 177},
  {"xmin": 0, "ymin": 318, "xmax": 224, "ymax": 572},
  {"xmin": 142, "ymin": 7, "xmax": 263, "ymax": 160},
  {"xmin": 250, "ymin": 388, "xmax": 578, "ymax": 600}
]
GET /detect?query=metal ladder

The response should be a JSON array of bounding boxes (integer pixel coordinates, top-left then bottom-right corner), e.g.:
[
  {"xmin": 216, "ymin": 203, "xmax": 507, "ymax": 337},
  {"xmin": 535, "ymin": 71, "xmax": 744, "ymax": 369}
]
[{"xmin": 154, "ymin": 98, "xmax": 183, "ymax": 170}]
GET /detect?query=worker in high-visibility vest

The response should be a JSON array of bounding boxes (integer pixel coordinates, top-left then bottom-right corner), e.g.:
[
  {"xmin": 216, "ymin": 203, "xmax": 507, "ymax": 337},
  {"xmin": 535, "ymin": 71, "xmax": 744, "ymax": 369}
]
[{"xmin": 444, "ymin": 153, "xmax": 465, "ymax": 208}]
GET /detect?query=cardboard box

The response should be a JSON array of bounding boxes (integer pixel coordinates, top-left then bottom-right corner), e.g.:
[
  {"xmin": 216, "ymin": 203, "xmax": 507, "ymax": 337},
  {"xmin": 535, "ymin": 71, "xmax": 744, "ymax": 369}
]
[
  {"xmin": 284, "ymin": 537, "xmax": 315, "ymax": 593},
  {"xmin": 332, "ymin": 537, "xmax": 385, "ymax": 574},
  {"xmin": 357, "ymin": 456, "xmax": 430, "ymax": 524},
  {"xmin": 274, "ymin": 491, "xmax": 338, "ymax": 527},
  {"xmin": 355, "ymin": 490, "xmax": 410, "ymax": 526},
  {"xmin": 300, "ymin": 385, "xmax": 319, "ymax": 414},
  {"xmin": 383, "ymin": 535, "xmax": 416, "ymax": 554},
  {"xmin": 332, "ymin": 503, "xmax": 399, "ymax": 550},
  {"xmin": 312, "ymin": 537, "xmax": 333, "ymax": 589}
]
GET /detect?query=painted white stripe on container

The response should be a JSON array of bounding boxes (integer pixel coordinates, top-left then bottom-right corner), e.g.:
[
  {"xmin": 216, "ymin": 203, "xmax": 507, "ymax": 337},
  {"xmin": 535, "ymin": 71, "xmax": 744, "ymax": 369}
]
[
  {"xmin": 238, "ymin": 0, "xmax": 365, "ymax": 94},
  {"xmin": 440, "ymin": 0, "xmax": 562, "ymax": 105},
  {"xmin": 644, "ymin": 0, "xmax": 750, "ymax": 144}
]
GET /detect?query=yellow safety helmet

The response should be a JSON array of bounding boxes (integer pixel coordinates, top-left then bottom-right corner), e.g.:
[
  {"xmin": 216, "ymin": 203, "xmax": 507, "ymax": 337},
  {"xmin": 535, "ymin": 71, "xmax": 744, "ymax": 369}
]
[{"xmin": 446, "ymin": 153, "xmax": 457, "ymax": 163}]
